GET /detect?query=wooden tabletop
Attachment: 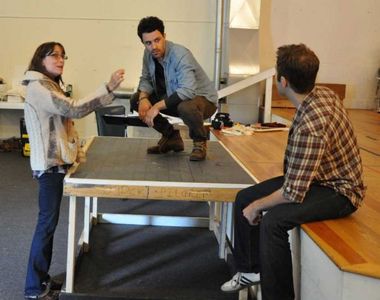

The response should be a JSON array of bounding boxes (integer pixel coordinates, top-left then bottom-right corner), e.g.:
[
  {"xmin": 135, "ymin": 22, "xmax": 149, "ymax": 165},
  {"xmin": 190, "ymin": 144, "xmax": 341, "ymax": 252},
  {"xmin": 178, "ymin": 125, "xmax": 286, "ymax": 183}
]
[
  {"xmin": 212, "ymin": 109, "xmax": 380, "ymax": 279},
  {"xmin": 212, "ymin": 130, "xmax": 287, "ymax": 182}
]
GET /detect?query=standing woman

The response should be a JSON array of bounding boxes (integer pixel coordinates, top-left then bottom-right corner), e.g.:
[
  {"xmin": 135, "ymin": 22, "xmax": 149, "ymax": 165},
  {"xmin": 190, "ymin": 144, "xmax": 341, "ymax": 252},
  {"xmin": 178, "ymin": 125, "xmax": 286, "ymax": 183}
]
[{"xmin": 22, "ymin": 41, "xmax": 124, "ymax": 300}]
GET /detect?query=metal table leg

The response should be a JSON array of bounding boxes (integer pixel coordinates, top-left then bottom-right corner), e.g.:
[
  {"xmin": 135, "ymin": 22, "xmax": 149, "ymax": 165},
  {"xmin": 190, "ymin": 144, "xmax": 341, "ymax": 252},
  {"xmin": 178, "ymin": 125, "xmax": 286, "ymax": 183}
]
[
  {"xmin": 218, "ymin": 202, "xmax": 228, "ymax": 259},
  {"xmin": 65, "ymin": 195, "xmax": 77, "ymax": 293},
  {"xmin": 83, "ymin": 197, "xmax": 91, "ymax": 252}
]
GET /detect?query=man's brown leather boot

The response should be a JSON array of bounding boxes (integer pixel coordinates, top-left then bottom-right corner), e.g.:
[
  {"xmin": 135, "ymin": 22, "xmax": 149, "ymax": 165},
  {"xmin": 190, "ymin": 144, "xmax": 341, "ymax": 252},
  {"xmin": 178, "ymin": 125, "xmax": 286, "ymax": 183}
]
[
  {"xmin": 147, "ymin": 130, "xmax": 184, "ymax": 154},
  {"xmin": 189, "ymin": 140, "xmax": 207, "ymax": 161}
]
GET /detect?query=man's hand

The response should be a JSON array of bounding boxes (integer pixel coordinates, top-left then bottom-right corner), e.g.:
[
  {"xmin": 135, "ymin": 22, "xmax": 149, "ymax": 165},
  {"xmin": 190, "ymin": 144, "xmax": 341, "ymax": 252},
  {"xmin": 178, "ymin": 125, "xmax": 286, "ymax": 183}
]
[
  {"xmin": 144, "ymin": 106, "xmax": 160, "ymax": 127},
  {"xmin": 242, "ymin": 189, "xmax": 288, "ymax": 226},
  {"xmin": 141, "ymin": 99, "xmax": 167, "ymax": 127},
  {"xmin": 243, "ymin": 202, "xmax": 262, "ymax": 225},
  {"xmin": 138, "ymin": 98, "xmax": 152, "ymax": 121}
]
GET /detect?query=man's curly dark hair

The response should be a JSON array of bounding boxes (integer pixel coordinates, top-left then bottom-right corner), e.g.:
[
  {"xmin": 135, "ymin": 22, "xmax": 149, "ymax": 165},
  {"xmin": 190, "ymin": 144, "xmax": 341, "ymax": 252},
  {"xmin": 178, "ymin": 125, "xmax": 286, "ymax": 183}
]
[{"xmin": 137, "ymin": 16, "xmax": 165, "ymax": 42}]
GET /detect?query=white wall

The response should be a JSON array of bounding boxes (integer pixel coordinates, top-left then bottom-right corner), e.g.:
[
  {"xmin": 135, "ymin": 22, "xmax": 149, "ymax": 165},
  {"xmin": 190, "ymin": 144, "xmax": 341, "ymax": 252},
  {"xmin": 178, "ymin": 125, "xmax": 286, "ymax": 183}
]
[
  {"xmin": 1, "ymin": 0, "xmax": 379, "ymax": 138},
  {"xmin": 259, "ymin": 0, "xmax": 380, "ymax": 109},
  {"xmin": 0, "ymin": 0, "xmax": 216, "ymax": 138}
]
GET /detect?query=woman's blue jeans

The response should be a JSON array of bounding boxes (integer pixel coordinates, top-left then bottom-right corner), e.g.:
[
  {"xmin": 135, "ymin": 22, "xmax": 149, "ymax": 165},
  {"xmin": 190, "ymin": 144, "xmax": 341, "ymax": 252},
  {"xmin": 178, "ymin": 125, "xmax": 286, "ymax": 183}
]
[
  {"xmin": 233, "ymin": 176, "xmax": 357, "ymax": 300},
  {"xmin": 24, "ymin": 173, "xmax": 65, "ymax": 297}
]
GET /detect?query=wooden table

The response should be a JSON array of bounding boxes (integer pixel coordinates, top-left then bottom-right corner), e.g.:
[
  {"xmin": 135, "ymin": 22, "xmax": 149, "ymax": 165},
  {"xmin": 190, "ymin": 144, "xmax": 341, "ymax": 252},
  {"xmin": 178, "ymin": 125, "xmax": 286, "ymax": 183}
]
[{"xmin": 63, "ymin": 136, "xmax": 255, "ymax": 293}]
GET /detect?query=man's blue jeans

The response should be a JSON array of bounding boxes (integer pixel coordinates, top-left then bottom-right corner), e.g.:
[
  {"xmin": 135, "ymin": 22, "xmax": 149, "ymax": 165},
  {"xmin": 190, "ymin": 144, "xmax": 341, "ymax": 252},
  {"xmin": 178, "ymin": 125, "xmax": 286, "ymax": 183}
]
[
  {"xmin": 24, "ymin": 173, "xmax": 64, "ymax": 297},
  {"xmin": 233, "ymin": 176, "xmax": 357, "ymax": 300}
]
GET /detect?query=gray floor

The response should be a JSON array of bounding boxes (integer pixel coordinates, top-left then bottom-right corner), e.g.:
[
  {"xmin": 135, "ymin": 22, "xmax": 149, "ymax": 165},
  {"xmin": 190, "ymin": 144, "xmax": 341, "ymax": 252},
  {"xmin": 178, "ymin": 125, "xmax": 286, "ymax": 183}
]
[
  {"xmin": 0, "ymin": 151, "xmax": 73, "ymax": 299},
  {"xmin": 0, "ymin": 151, "xmax": 237, "ymax": 300}
]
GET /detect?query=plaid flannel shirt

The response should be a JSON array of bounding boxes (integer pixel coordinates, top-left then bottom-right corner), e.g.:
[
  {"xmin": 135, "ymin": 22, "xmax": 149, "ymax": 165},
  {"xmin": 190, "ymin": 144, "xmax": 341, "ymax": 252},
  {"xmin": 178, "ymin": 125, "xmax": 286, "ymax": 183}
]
[{"xmin": 282, "ymin": 86, "xmax": 365, "ymax": 207}]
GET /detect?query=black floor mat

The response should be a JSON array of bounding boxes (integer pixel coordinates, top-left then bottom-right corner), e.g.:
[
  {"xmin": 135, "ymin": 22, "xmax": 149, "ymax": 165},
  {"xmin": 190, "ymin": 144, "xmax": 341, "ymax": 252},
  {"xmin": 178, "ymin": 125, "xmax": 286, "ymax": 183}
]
[{"xmin": 68, "ymin": 222, "xmax": 237, "ymax": 300}]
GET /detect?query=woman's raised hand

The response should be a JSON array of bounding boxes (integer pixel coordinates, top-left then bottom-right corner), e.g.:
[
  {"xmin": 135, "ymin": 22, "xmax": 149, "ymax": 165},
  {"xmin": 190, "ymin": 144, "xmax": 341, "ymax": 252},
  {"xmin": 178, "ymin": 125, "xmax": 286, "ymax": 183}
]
[{"xmin": 107, "ymin": 69, "xmax": 125, "ymax": 92}]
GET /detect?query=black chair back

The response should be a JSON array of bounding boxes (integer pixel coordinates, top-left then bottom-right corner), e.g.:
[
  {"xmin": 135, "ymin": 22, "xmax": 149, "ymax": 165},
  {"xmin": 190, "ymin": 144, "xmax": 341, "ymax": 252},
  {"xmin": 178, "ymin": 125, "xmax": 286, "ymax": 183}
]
[{"xmin": 95, "ymin": 105, "xmax": 126, "ymax": 137}]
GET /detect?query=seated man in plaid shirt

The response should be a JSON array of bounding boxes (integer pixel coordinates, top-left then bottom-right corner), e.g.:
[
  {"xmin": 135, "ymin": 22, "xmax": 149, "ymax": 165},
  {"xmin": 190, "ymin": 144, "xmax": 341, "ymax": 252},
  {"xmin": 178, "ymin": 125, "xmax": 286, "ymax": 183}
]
[{"xmin": 221, "ymin": 44, "xmax": 365, "ymax": 300}]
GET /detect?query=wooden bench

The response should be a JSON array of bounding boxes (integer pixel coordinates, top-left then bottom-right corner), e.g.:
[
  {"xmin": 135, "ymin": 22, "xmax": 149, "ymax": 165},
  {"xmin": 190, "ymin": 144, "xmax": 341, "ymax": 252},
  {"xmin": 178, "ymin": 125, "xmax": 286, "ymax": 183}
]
[
  {"xmin": 212, "ymin": 109, "xmax": 380, "ymax": 299},
  {"xmin": 299, "ymin": 109, "xmax": 380, "ymax": 299}
]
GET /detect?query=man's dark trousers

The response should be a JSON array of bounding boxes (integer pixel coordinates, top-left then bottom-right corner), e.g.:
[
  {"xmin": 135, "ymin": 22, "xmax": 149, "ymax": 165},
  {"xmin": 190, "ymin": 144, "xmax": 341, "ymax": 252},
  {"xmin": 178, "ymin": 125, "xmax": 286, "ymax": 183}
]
[{"xmin": 233, "ymin": 175, "xmax": 356, "ymax": 300}]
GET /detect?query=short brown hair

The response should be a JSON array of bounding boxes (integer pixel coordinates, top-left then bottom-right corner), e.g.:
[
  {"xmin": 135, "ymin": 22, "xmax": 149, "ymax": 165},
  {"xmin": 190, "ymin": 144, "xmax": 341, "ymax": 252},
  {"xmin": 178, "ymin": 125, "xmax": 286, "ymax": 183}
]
[{"xmin": 276, "ymin": 44, "xmax": 319, "ymax": 94}]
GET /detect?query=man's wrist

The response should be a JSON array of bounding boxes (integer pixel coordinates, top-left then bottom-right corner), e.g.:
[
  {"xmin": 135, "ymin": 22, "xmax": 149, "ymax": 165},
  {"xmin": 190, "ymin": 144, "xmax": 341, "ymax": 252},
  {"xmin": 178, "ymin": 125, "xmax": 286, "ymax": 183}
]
[
  {"xmin": 251, "ymin": 200, "xmax": 262, "ymax": 213},
  {"xmin": 139, "ymin": 96, "xmax": 149, "ymax": 102},
  {"xmin": 153, "ymin": 102, "xmax": 162, "ymax": 111}
]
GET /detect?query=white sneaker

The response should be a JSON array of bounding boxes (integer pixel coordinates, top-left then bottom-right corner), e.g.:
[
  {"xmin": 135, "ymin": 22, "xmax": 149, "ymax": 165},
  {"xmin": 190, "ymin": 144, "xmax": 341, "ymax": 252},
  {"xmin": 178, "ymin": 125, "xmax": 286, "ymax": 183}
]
[{"xmin": 221, "ymin": 272, "xmax": 260, "ymax": 293}]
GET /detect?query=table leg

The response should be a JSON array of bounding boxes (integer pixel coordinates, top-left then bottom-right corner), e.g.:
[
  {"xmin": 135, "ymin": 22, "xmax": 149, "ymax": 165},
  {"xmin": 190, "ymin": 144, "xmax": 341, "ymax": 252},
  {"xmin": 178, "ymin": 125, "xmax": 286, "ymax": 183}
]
[
  {"xmin": 218, "ymin": 202, "xmax": 228, "ymax": 259},
  {"xmin": 239, "ymin": 288, "xmax": 249, "ymax": 300},
  {"xmin": 83, "ymin": 196, "xmax": 90, "ymax": 252},
  {"xmin": 209, "ymin": 202, "xmax": 215, "ymax": 231},
  {"xmin": 92, "ymin": 197, "xmax": 98, "ymax": 225},
  {"xmin": 226, "ymin": 202, "xmax": 234, "ymax": 246},
  {"xmin": 65, "ymin": 195, "xmax": 77, "ymax": 293}
]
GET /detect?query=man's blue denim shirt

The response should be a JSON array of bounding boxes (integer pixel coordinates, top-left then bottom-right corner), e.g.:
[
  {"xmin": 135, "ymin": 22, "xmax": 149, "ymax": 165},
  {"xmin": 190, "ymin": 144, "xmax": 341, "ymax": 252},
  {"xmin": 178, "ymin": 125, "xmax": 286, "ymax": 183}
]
[{"xmin": 138, "ymin": 41, "xmax": 218, "ymax": 108}]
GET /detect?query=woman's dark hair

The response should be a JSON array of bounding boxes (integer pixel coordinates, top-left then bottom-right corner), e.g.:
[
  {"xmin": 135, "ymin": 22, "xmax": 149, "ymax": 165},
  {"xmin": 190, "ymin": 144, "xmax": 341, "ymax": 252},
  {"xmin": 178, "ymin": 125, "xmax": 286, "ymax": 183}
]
[
  {"xmin": 137, "ymin": 16, "xmax": 165, "ymax": 42},
  {"xmin": 28, "ymin": 41, "xmax": 65, "ymax": 83},
  {"xmin": 276, "ymin": 44, "xmax": 319, "ymax": 94}
]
